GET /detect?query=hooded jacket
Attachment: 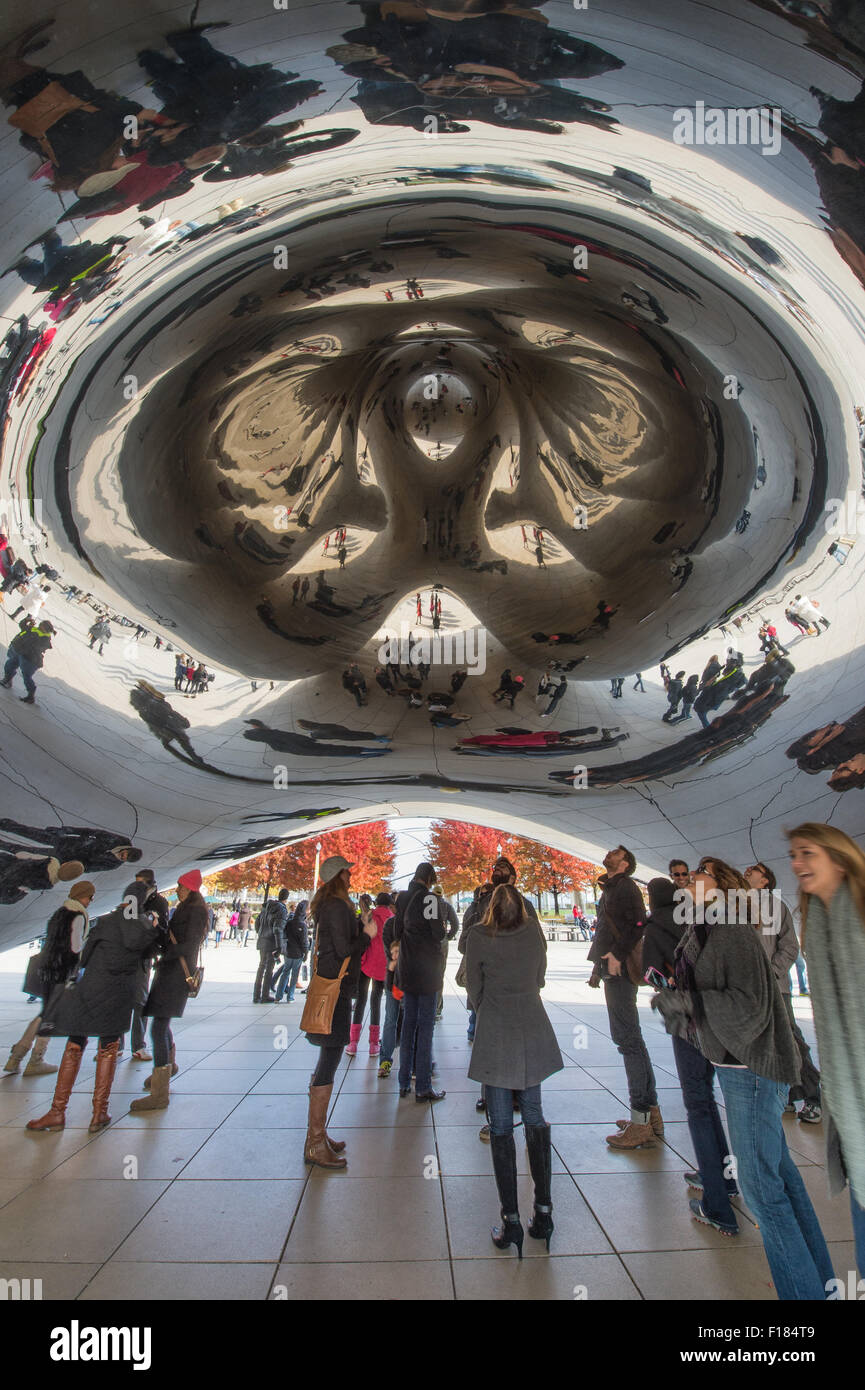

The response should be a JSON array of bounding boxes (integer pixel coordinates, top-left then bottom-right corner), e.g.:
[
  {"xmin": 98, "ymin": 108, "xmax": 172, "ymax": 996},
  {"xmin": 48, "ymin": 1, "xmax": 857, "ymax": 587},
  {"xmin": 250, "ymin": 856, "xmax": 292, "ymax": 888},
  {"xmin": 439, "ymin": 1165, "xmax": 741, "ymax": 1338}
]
[
  {"xmin": 394, "ymin": 878, "xmax": 446, "ymax": 995},
  {"xmin": 9, "ymin": 621, "xmax": 52, "ymax": 667}
]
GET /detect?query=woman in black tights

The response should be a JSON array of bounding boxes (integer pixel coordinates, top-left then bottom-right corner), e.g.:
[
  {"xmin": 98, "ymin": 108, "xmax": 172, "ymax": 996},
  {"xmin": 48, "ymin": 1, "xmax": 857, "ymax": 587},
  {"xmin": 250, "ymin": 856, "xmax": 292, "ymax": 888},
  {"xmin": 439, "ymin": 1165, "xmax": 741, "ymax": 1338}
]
[{"xmin": 303, "ymin": 857, "xmax": 376, "ymax": 1168}]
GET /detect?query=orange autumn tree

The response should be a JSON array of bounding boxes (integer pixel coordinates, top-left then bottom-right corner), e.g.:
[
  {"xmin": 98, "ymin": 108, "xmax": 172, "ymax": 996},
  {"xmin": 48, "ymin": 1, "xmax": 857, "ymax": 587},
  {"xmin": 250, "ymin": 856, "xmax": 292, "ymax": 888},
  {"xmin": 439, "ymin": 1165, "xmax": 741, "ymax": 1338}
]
[
  {"xmin": 425, "ymin": 820, "xmax": 598, "ymax": 912},
  {"xmin": 425, "ymin": 821, "xmax": 520, "ymax": 896},
  {"xmin": 510, "ymin": 838, "xmax": 598, "ymax": 914},
  {"xmin": 204, "ymin": 821, "xmax": 397, "ymax": 902}
]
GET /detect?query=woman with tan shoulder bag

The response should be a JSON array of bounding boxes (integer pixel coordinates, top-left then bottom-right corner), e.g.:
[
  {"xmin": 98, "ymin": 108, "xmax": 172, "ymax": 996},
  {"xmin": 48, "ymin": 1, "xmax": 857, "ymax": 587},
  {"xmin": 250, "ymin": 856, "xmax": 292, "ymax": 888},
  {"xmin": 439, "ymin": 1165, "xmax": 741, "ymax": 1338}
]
[{"xmin": 302, "ymin": 857, "xmax": 376, "ymax": 1168}]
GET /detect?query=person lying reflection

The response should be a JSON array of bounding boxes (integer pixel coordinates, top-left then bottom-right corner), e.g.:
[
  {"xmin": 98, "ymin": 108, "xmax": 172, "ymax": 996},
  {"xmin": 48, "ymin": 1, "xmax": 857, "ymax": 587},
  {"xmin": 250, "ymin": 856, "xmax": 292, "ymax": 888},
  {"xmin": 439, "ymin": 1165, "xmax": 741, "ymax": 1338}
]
[{"xmin": 243, "ymin": 720, "xmax": 389, "ymax": 757}]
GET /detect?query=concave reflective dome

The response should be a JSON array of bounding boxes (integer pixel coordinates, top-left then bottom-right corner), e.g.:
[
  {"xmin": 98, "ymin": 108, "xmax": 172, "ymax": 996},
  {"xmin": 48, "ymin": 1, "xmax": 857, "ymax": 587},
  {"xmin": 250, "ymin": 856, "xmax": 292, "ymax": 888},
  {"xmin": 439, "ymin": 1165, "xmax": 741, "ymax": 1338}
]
[{"xmin": 0, "ymin": 0, "xmax": 864, "ymax": 938}]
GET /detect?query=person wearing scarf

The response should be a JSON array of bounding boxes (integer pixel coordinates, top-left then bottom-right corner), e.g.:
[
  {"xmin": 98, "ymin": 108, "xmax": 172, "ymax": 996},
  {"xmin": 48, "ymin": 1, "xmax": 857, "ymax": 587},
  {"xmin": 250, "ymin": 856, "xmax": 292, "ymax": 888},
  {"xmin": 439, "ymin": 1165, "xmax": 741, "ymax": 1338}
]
[{"xmin": 787, "ymin": 824, "xmax": 865, "ymax": 1277}]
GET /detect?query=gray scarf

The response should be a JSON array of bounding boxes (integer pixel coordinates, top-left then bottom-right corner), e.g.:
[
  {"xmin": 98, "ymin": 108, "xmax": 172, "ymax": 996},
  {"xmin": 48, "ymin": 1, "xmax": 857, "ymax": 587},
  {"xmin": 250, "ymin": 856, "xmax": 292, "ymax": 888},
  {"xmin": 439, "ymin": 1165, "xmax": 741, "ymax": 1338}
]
[{"xmin": 805, "ymin": 881, "xmax": 865, "ymax": 1205}]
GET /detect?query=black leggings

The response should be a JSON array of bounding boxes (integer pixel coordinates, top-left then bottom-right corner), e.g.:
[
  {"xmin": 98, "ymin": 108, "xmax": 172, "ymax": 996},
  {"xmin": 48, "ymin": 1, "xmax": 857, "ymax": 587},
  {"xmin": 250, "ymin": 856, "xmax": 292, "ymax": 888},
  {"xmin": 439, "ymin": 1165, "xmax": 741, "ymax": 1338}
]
[
  {"xmin": 69, "ymin": 1035, "xmax": 119, "ymax": 1049},
  {"xmin": 311, "ymin": 1045, "xmax": 343, "ymax": 1086},
  {"xmin": 352, "ymin": 974, "xmax": 384, "ymax": 1027},
  {"xmin": 149, "ymin": 1018, "xmax": 174, "ymax": 1067}
]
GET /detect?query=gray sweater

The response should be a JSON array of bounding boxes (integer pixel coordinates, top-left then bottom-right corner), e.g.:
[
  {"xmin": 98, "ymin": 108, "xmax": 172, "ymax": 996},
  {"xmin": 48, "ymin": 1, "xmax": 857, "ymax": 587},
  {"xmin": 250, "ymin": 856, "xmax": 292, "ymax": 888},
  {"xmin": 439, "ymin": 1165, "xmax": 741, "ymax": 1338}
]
[
  {"xmin": 683, "ymin": 920, "xmax": 800, "ymax": 1083},
  {"xmin": 756, "ymin": 900, "xmax": 800, "ymax": 993}
]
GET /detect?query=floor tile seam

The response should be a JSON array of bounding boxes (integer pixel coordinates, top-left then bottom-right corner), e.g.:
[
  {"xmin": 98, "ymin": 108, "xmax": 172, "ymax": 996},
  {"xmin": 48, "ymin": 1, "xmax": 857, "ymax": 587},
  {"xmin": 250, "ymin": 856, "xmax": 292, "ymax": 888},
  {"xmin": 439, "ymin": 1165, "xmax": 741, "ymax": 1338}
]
[
  {"xmin": 72, "ymin": 1169, "xmax": 200, "ymax": 1301},
  {"xmin": 430, "ymin": 1105, "xmax": 459, "ymax": 1299}
]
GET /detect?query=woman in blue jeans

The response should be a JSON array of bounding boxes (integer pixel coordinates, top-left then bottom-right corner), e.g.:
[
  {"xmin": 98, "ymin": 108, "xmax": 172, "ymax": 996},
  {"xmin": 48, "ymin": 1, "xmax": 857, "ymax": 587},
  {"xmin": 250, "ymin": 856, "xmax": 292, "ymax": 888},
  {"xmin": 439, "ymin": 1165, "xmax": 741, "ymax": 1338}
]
[
  {"xmin": 655, "ymin": 856, "xmax": 834, "ymax": 1300},
  {"xmin": 788, "ymin": 824, "xmax": 865, "ymax": 1278},
  {"xmin": 466, "ymin": 885, "xmax": 563, "ymax": 1256}
]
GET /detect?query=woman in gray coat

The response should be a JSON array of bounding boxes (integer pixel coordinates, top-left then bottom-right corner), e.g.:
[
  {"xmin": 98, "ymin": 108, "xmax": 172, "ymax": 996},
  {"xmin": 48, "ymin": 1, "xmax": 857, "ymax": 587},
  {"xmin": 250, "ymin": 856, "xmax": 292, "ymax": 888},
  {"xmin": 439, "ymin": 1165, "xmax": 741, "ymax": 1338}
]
[{"xmin": 466, "ymin": 884, "xmax": 563, "ymax": 1257}]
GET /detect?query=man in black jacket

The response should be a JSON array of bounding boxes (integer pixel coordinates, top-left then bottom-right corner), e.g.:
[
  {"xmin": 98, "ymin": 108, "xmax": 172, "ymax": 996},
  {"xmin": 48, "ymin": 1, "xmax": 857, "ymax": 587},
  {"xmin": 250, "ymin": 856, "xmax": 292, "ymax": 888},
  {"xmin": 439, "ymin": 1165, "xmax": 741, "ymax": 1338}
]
[
  {"xmin": 661, "ymin": 670, "xmax": 685, "ymax": 722},
  {"xmin": 1, "ymin": 618, "xmax": 54, "ymax": 703},
  {"xmin": 274, "ymin": 898, "xmax": 308, "ymax": 1003},
  {"xmin": 394, "ymin": 862, "xmax": 446, "ymax": 1102},
  {"xmin": 587, "ymin": 845, "xmax": 660, "ymax": 1150},
  {"xmin": 254, "ymin": 889, "xmax": 288, "ymax": 1003}
]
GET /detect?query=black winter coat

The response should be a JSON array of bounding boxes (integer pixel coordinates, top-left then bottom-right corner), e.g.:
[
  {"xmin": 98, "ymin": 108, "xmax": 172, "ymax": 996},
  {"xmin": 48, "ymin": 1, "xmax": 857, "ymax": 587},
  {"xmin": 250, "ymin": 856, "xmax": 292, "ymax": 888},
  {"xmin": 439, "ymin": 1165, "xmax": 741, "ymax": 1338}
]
[
  {"xmin": 306, "ymin": 896, "xmax": 366, "ymax": 1049},
  {"xmin": 41, "ymin": 896, "xmax": 158, "ymax": 1039},
  {"xmin": 588, "ymin": 872, "xmax": 646, "ymax": 966},
  {"xmin": 143, "ymin": 890, "xmax": 208, "ymax": 1018},
  {"xmin": 282, "ymin": 902, "xmax": 308, "ymax": 958},
  {"xmin": 394, "ymin": 879, "xmax": 446, "ymax": 995},
  {"xmin": 641, "ymin": 879, "xmax": 685, "ymax": 981}
]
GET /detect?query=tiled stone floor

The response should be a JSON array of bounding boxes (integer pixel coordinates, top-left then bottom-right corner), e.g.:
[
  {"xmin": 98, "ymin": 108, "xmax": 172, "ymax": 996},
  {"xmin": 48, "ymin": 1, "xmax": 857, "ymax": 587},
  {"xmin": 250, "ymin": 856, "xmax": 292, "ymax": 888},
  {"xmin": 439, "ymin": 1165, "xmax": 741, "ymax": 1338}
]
[{"xmin": 0, "ymin": 940, "xmax": 855, "ymax": 1301}]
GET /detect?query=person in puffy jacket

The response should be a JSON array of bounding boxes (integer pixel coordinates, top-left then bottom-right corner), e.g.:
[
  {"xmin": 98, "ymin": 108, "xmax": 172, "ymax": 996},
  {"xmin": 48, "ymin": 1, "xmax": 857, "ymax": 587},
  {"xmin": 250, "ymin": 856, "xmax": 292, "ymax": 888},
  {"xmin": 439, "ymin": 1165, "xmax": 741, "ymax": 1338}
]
[
  {"xmin": 1, "ymin": 618, "xmax": 55, "ymax": 703},
  {"xmin": 394, "ymin": 863, "xmax": 447, "ymax": 1102},
  {"xmin": 27, "ymin": 880, "xmax": 159, "ymax": 1134}
]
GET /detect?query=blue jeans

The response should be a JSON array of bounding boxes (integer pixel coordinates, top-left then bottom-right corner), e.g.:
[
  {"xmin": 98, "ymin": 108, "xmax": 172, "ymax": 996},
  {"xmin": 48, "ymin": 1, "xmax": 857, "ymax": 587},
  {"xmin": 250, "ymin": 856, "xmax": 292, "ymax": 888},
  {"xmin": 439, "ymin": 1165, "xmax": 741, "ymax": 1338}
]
[
  {"xmin": 380, "ymin": 989, "xmax": 401, "ymax": 1063},
  {"xmin": 717, "ymin": 1068, "xmax": 834, "ymax": 1299},
  {"xmin": 486, "ymin": 1084, "xmax": 545, "ymax": 1136},
  {"xmin": 851, "ymin": 1189, "xmax": 865, "ymax": 1278},
  {"xmin": 398, "ymin": 993, "xmax": 437, "ymax": 1092},
  {"xmin": 274, "ymin": 957, "xmax": 302, "ymax": 1002},
  {"xmin": 3, "ymin": 650, "xmax": 38, "ymax": 696},
  {"xmin": 793, "ymin": 953, "xmax": 808, "ymax": 993},
  {"xmin": 672, "ymin": 1035, "xmax": 738, "ymax": 1228},
  {"xmin": 467, "ymin": 1008, "xmax": 476, "ymax": 1039}
]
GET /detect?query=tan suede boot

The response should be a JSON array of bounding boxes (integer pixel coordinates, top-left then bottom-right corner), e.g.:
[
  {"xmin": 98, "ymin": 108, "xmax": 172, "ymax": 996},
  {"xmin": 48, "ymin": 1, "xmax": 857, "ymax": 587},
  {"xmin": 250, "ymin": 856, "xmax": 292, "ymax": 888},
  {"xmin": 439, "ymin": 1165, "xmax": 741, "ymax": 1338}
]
[
  {"xmin": 143, "ymin": 1043, "xmax": 178, "ymax": 1090},
  {"xmin": 129, "ymin": 1064, "xmax": 171, "ymax": 1112},
  {"xmin": 4, "ymin": 1041, "xmax": 29, "ymax": 1074},
  {"xmin": 606, "ymin": 1109, "xmax": 657, "ymax": 1149},
  {"xmin": 23, "ymin": 1037, "xmax": 58, "ymax": 1077},
  {"xmin": 615, "ymin": 1104, "xmax": 664, "ymax": 1138}
]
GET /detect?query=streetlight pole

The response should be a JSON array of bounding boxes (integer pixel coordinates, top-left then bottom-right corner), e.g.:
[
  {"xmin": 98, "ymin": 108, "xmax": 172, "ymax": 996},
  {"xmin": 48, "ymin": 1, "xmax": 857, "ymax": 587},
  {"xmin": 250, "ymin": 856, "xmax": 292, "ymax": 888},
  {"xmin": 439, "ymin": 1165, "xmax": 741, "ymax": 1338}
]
[{"xmin": 313, "ymin": 841, "xmax": 322, "ymax": 894}]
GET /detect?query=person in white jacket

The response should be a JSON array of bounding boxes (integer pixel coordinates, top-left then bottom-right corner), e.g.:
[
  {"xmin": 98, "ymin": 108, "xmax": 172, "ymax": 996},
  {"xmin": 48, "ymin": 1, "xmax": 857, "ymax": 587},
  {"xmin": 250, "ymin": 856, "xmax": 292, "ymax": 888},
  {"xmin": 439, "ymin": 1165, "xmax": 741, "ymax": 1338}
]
[
  {"xmin": 789, "ymin": 595, "xmax": 829, "ymax": 634},
  {"xmin": 9, "ymin": 582, "xmax": 47, "ymax": 623}
]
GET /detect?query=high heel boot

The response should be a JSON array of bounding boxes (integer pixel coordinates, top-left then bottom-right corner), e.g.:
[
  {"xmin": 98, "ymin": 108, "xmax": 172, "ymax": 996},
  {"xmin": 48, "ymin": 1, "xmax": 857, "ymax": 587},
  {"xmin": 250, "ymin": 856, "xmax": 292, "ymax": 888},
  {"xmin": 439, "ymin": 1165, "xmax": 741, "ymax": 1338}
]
[
  {"xmin": 489, "ymin": 1131, "xmax": 523, "ymax": 1257},
  {"xmin": 525, "ymin": 1122, "xmax": 554, "ymax": 1250},
  {"xmin": 25, "ymin": 1041, "xmax": 83, "ymax": 1131}
]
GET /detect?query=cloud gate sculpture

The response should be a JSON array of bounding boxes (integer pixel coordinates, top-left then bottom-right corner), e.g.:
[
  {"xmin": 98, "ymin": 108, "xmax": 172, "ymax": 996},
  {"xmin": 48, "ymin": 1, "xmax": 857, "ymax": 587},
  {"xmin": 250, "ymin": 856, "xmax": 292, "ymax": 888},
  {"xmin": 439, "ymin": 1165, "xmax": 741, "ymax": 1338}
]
[{"xmin": 1, "ymin": 0, "xmax": 864, "ymax": 942}]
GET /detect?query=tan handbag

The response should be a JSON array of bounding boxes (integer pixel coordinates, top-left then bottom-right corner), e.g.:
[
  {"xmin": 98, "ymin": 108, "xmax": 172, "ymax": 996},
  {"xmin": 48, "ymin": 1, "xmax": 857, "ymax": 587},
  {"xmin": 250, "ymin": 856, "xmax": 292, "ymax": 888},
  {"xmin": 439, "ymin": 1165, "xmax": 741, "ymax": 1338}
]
[
  {"xmin": 9, "ymin": 82, "xmax": 98, "ymax": 162},
  {"xmin": 300, "ymin": 926, "xmax": 349, "ymax": 1035}
]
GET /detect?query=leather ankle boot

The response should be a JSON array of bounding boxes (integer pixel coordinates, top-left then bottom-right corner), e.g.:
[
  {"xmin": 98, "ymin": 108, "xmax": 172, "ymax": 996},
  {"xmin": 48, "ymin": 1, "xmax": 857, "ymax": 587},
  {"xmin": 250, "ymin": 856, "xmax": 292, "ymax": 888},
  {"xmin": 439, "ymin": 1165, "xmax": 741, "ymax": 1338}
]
[
  {"xmin": 26, "ymin": 1042, "xmax": 83, "ymax": 1131},
  {"xmin": 525, "ymin": 1122, "xmax": 554, "ymax": 1250},
  {"xmin": 89, "ymin": 1040, "xmax": 120, "ymax": 1132},
  {"xmin": 606, "ymin": 1110, "xmax": 657, "ymax": 1149},
  {"xmin": 615, "ymin": 1103, "xmax": 664, "ymax": 1138},
  {"xmin": 489, "ymin": 1131, "xmax": 523, "ymax": 1257},
  {"xmin": 304, "ymin": 1084, "xmax": 347, "ymax": 1169}
]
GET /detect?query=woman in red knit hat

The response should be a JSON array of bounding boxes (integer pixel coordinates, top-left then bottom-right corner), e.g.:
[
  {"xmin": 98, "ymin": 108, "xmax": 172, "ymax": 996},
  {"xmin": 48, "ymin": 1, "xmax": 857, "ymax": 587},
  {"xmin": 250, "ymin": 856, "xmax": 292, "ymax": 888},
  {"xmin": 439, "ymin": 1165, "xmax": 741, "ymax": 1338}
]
[{"xmin": 129, "ymin": 869, "xmax": 208, "ymax": 1114}]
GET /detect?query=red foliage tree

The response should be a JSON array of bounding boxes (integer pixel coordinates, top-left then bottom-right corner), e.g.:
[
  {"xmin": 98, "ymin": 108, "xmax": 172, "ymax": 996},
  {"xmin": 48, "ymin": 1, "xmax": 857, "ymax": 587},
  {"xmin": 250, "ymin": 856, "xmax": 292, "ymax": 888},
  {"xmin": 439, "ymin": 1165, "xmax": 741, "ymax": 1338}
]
[
  {"xmin": 425, "ymin": 820, "xmax": 598, "ymax": 911},
  {"xmin": 204, "ymin": 822, "xmax": 396, "ymax": 900}
]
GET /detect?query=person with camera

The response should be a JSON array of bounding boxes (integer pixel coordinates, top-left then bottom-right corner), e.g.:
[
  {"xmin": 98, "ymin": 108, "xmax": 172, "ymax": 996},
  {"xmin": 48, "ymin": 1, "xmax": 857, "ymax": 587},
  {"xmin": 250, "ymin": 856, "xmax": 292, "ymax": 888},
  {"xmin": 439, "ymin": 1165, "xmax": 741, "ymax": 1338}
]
[{"xmin": 303, "ymin": 857, "xmax": 376, "ymax": 1168}]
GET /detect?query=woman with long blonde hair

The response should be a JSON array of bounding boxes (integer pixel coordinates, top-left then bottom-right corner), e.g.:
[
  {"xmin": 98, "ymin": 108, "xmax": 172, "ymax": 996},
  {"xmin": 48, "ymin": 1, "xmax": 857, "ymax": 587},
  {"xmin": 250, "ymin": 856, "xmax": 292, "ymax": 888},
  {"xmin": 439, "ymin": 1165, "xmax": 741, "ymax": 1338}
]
[{"xmin": 787, "ymin": 823, "xmax": 865, "ymax": 1275}]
